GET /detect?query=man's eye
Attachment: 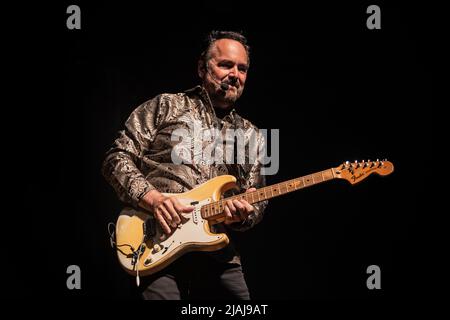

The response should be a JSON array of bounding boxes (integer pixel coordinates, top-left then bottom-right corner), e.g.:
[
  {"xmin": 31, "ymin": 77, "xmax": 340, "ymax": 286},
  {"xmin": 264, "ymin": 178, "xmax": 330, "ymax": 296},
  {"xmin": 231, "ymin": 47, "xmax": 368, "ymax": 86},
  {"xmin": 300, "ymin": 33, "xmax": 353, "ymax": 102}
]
[{"xmin": 219, "ymin": 63, "xmax": 233, "ymax": 69}]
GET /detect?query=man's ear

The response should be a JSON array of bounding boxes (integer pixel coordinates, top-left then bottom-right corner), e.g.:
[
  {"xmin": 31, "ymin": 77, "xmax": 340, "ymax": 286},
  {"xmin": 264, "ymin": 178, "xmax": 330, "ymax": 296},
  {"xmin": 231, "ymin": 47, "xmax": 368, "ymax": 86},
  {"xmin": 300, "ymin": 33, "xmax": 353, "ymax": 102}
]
[{"xmin": 198, "ymin": 59, "xmax": 206, "ymax": 79}]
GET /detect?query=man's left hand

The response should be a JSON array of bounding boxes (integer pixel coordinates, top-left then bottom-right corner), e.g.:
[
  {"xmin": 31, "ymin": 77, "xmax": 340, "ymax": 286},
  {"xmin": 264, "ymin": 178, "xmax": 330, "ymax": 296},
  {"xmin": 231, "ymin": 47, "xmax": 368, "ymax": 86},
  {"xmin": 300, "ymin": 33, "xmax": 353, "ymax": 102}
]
[{"xmin": 223, "ymin": 188, "xmax": 256, "ymax": 225}]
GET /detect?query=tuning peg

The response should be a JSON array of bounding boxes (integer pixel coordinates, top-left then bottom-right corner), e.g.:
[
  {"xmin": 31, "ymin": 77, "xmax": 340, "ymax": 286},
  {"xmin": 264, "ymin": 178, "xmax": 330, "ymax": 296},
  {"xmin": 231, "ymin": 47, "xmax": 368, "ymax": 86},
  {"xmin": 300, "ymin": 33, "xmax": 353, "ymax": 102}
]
[
  {"xmin": 343, "ymin": 161, "xmax": 352, "ymax": 172},
  {"xmin": 347, "ymin": 161, "xmax": 354, "ymax": 173},
  {"xmin": 354, "ymin": 160, "xmax": 360, "ymax": 168},
  {"xmin": 362, "ymin": 160, "xmax": 368, "ymax": 168},
  {"xmin": 375, "ymin": 159, "xmax": 381, "ymax": 167}
]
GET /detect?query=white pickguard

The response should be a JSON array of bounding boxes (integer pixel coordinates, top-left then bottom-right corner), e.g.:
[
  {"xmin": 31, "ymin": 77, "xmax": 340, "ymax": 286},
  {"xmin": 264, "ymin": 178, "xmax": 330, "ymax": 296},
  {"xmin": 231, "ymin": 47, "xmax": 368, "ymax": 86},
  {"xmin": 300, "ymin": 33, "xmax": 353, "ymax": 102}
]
[{"xmin": 140, "ymin": 197, "xmax": 222, "ymax": 266}]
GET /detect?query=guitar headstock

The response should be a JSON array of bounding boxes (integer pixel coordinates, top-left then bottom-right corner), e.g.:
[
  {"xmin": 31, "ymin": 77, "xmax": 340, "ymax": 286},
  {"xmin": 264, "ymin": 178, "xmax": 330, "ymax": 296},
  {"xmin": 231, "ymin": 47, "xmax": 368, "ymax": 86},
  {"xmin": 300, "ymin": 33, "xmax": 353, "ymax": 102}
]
[{"xmin": 334, "ymin": 159, "xmax": 394, "ymax": 185}]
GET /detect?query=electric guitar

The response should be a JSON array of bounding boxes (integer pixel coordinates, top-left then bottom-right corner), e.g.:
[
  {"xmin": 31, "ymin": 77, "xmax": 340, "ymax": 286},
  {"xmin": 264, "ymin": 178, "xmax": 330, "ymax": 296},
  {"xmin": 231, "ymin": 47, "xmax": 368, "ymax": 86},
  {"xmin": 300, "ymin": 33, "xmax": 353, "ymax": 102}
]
[{"xmin": 113, "ymin": 159, "xmax": 394, "ymax": 284}]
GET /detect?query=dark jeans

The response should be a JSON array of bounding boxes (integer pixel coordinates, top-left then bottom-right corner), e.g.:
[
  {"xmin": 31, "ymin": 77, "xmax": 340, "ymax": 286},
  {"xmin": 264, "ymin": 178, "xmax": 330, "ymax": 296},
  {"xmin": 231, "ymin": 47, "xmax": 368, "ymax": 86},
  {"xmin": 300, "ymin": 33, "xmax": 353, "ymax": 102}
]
[{"xmin": 138, "ymin": 252, "xmax": 250, "ymax": 300}]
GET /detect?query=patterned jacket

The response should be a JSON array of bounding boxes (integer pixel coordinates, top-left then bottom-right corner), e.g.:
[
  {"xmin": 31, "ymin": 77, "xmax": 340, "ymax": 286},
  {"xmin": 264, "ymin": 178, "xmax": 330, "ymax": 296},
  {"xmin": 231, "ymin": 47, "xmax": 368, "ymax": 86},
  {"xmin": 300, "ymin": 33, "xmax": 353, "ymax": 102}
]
[{"xmin": 102, "ymin": 86, "xmax": 268, "ymax": 263}]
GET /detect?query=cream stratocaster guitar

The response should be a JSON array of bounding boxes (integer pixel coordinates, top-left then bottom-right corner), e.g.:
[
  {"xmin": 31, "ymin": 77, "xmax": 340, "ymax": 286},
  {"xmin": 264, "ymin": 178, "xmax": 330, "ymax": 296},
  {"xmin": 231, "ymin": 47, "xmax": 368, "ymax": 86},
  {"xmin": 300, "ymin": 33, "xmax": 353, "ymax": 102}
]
[{"xmin": 113, "ymin": 159, "xmax": 393, "ymax": 284}]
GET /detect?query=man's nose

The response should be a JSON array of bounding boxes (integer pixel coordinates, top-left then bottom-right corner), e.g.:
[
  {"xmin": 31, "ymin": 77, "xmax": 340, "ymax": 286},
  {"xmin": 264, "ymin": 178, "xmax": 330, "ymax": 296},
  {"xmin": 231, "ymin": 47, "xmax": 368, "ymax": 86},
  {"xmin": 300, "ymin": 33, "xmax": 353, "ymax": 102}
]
[
  {"xmin": 228, "ymin": 68, "xmax": 238, "ymax": 82},
  {"xmin": 228, "ymin": 66, "xmax": 239, "ymax": 79}
]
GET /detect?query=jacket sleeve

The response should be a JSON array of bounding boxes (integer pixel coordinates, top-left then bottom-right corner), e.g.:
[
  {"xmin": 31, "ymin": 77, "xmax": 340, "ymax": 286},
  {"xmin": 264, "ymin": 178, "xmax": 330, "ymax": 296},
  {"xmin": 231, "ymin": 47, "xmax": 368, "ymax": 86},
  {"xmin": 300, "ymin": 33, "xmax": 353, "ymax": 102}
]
[
  {"xmin": 228, "ymin": 128, "xmax": 268, "ymax": 231},
  {"xmin": 101, "ymin": 95, "xmax": 169, "ymax": 207}
]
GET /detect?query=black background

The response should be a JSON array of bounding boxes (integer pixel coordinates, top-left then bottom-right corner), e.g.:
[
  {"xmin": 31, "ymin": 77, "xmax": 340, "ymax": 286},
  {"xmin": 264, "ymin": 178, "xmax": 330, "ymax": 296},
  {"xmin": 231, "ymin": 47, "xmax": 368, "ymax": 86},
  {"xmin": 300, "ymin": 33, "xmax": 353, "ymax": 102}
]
[{"xmin": 6, "ymin": 1, "xmax": 434, "ymax": 302}]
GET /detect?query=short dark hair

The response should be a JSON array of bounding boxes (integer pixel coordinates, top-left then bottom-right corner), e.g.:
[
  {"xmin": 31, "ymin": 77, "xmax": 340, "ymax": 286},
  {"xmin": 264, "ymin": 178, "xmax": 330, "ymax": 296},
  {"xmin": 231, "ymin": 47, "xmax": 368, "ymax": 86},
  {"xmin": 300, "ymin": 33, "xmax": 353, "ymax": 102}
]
[{"xmin": 200, "ymin": 30, "xmax": 251, "ymax": 66}]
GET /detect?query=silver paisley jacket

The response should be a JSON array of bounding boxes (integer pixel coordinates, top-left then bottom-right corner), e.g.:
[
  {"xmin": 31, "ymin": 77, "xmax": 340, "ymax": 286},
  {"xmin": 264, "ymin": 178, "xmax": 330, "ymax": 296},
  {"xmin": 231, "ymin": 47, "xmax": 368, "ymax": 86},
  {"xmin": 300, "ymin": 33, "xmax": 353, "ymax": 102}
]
[{"xmin": 102, "ymin": 86, "xmax": 268, "ymax": 263}]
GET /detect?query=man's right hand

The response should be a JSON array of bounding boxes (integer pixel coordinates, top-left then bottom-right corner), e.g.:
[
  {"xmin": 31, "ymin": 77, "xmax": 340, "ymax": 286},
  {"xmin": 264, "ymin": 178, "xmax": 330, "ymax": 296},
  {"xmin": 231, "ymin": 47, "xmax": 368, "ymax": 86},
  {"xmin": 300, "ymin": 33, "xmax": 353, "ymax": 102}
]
[{"xmin": 139, "ymin": 190, "xmax": 194, "ymax": 235}]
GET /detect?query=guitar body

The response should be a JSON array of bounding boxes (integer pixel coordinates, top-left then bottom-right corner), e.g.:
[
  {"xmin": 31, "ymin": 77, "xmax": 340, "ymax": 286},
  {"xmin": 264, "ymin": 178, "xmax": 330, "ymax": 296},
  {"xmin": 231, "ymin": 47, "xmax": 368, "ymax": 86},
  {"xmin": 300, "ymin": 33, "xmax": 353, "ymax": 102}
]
[{"xmin": 115, "ymin": 175, "xmax": 237, "ymax": 277}]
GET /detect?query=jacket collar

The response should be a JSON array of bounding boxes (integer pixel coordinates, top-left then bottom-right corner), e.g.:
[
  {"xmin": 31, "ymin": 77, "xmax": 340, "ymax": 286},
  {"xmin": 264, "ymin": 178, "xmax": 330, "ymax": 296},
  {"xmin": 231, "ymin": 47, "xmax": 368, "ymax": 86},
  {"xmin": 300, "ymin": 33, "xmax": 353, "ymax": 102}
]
[{"xmin": 184, "ymin": 85, "xmax": 237, "ymax": 122}]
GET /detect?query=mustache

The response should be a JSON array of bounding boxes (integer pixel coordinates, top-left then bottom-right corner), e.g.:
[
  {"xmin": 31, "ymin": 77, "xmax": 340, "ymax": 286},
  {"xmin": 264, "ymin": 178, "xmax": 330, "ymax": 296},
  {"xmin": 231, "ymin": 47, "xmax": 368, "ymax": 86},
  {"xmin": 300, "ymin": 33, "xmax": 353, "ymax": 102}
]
[{"xmin": 223, "ymin": 78, "xmax": 239, "ymax": 88}]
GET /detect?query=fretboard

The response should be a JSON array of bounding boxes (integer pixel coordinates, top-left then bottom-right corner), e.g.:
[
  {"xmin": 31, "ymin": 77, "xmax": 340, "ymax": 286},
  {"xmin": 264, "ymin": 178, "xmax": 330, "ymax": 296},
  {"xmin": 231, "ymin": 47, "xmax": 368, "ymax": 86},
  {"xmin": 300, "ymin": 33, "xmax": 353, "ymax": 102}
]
[{"xmin": 201, "ymin": 168, "xmax": 336, "ymax": 220}]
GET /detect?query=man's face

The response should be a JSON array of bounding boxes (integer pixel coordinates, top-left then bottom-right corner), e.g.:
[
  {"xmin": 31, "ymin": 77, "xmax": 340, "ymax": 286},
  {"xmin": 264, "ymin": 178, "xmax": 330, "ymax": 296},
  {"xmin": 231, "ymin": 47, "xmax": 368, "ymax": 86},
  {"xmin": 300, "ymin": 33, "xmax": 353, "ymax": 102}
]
[{"xmin": 199, "ymin": 39, "xmax": 249, "ymax": 110}]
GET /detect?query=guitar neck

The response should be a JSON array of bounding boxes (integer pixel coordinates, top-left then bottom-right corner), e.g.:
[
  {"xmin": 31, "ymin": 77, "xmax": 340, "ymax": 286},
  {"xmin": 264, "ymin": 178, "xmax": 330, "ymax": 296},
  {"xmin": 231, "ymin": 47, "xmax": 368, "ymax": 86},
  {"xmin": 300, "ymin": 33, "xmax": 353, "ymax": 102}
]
[{"xmin": 201, "ymin": 168, "xmax": 337, "ymax": 220}]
